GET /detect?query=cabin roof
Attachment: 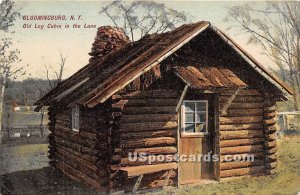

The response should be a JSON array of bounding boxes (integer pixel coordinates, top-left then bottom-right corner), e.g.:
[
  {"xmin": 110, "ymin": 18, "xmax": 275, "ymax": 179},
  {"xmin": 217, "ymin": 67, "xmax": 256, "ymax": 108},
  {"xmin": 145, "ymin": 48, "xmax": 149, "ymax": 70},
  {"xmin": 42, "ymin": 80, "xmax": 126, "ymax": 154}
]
[
  {"xmin": 35, "ymin": 21, "xmax": 293, "ymax": 111},
  {"xmin": 173, "ymin": 66, "xmax": 247, "ymax": 89}
]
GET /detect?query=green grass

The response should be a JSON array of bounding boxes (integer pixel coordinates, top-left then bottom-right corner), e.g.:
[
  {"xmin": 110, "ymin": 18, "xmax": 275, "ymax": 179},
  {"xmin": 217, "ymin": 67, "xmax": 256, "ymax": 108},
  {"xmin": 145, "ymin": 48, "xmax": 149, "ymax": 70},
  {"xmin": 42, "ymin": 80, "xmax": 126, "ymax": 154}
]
[{"xmin": 155, "ymin": 136, "xmax": 300, "ymax": 195}]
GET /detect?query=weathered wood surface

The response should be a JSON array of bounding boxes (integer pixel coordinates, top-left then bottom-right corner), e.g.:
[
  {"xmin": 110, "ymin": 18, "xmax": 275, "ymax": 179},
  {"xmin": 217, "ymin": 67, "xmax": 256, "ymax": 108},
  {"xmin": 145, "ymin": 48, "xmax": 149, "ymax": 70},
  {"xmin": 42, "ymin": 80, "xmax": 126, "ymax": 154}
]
[
  {"xmin": 220, "ymin": 152, "xmax": 265, "ymax": 162},
  {"xmin": 220, "ymin": 116, "xmax": 263, "ymax": 125},
  {"xmin": 263, "ymin": 95, "xmax": 278, "ymax": 174},
  {"xmin": 108, "ymin": 89, "xmax": 180, "ymax": 191},
  {"xmin": 49, "ymin": 105, "xmax": 109, "ymax": 192},
  {"xmin": 220, "ymin": 145, "xmax": 264, "ymax": 155},
  {"xmin": 220, "ymin": 160, "xmax": 264, "ymax": 170},
  {"xmin": 218, "ymin": 89, "xmax": 276, "ymax": 179},
  {"xmin": 120, "ymin": 137, "xmax": 176, "ymax": 149},
  {"xmin": 56, "ymin": 160, "xmax": 105, "ymax": 190},
  {"xmin": 220, "ymin": 130, "xmax": 264, "ymax": 140},
  {"xmin": 120, "ymin": 121, "xmax": 177, "ymax": 132},
  {"xmin": 120, "ymin": 163, "xmax": 178, "ymax": 177},
  {"xmin": 220, "ymin": 123, "xmax": 263, "ymax": 131},
  {"xmin": 220, "ymin": 138, "xmax": 264, "ymax": 147},
  {"xmin": 122, "ymin": 114, "xmax": 177, "ymax": 123},
  {"xmin": 220, "ymin": 165, "xmax": 265, "ymax": 178}
]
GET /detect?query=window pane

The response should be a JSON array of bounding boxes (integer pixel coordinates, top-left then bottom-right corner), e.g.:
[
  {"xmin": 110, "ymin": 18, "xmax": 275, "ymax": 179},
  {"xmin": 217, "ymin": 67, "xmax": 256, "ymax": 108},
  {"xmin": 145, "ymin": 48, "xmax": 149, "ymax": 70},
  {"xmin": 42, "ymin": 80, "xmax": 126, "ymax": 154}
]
[
  {"xmin": 196, "ymin": 113, "xmax": 206, "ymax": 122},
  {"xmin": 185, "ymin": 113, "xmax": 194, "ymax": 123},
  {"xmin": 195, "ymin": 123, "xmax": 206, "ymax": 133},
  {"xmin": 185, "ymin": 102, "xmax": 195, "ymax": 112},
  {"xmin": 184, "ymin": 123, "xmax": 195, "ymax": 133},
  {"xmin": 196, "ymin": 102, "xmax": 206, "ymax": 112}
]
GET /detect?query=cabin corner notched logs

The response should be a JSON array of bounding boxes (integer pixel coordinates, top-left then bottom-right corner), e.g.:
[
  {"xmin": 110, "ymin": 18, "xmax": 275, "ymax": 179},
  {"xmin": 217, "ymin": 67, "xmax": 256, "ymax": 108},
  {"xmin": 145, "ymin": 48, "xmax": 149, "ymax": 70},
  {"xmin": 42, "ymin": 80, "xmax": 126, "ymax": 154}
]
[{"xmin": 48, "ymin": 105, "xmax": 110, "ymax": 191}]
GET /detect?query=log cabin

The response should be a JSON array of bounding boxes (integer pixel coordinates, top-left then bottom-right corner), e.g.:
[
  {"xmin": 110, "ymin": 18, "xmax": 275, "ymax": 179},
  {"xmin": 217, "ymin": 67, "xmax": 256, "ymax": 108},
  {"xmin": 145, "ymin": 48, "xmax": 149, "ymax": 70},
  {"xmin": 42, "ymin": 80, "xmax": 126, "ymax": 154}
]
[{"xmin": 35, "ymin": 21, "xmax": 293, "ymax": 194}]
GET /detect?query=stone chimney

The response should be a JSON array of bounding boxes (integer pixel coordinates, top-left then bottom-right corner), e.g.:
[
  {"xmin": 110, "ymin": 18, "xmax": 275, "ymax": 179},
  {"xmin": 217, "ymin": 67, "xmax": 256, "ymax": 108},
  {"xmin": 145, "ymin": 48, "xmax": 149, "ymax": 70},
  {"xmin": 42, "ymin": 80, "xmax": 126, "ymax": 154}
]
[{"xmin": 89, "ymin": 26, "xmax": 130, "ymax": 63}]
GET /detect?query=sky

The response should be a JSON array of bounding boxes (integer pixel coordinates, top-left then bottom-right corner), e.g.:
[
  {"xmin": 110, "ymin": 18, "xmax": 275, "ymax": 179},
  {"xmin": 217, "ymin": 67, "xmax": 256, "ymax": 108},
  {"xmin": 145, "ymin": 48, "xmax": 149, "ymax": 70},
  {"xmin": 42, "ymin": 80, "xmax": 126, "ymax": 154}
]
[{"xmin": 2, "ymin": 0, "xmax": 272, "ymax": 80}]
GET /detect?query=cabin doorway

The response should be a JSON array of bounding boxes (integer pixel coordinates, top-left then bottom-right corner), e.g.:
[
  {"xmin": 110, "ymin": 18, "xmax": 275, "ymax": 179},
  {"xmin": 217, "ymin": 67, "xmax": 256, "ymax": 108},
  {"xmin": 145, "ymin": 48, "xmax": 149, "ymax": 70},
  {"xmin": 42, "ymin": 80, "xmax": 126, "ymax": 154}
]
[{"xmin": 178, "ymin": 93, "xmax": 217, "ymax": 184}]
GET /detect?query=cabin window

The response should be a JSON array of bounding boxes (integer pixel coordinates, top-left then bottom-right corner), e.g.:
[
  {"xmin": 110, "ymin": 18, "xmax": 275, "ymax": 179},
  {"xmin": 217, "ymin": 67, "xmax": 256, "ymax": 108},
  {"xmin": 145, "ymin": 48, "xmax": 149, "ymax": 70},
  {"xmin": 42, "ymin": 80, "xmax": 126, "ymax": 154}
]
[
  {"xmin": 181, "ymin": 100, "xmax": 208, "ymax": 135},
  {"xmin": 72, "ymin": 106, "xmax": 80, "ymax": 132}
]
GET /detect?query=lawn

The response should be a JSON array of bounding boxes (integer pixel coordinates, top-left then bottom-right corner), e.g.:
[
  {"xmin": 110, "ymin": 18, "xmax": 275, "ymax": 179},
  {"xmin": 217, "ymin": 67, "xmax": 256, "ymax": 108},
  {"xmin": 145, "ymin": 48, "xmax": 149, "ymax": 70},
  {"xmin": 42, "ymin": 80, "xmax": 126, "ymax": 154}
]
[
  {"xmin": 158, "ymin": 135, "xmax": 300, "ymax": 195},
  {"xmin": 0, "ymin": 136, "xmax": 299, "ymax": 195}
]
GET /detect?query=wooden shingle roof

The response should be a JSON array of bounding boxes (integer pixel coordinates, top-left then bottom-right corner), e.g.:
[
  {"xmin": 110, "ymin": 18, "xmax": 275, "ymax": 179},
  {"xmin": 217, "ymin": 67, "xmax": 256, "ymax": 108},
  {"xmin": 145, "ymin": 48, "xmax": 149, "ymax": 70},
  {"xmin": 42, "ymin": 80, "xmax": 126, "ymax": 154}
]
[
  {"xmin": 173, "ymin": 66, "xmax": 247, "ymax": 89},
  {"xmin": 35, "ymin": 21, "xmax": 293, "ymax": 111}
]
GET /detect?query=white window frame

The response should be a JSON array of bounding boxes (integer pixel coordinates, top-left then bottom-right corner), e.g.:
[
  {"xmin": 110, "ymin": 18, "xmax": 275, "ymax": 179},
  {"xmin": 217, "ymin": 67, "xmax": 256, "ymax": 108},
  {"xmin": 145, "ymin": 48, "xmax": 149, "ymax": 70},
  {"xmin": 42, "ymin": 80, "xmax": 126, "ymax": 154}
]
[
  {"xmin": 181, "ymin": 100, "xmax": 208, "ymax": 137},
  {"xmin": 71, "ymin": 106, "xmax": 80, "ymax": 132}
]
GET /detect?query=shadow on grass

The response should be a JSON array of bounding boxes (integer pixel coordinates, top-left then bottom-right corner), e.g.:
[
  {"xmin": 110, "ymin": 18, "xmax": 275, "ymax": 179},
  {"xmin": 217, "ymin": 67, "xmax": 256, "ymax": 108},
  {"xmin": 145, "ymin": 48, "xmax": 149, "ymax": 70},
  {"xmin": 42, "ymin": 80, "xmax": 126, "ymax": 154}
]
[{"xmin": 0, "ymin": 167, "xmax": 99, "ymax": 195}]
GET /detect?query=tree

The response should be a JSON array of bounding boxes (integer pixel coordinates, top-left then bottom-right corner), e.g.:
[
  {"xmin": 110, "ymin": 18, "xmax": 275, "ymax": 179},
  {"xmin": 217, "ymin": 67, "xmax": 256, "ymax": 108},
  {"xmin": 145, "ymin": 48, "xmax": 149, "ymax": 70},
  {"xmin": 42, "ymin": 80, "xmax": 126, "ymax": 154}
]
[
  {"xmin": 225, "ymin": 2, "xmax": 300, "ymax": 110},
  {"xmin": 0, "ymin": 0, "xmax": 23, "ymax": 143},
  {"xmin": 0, "ymin": 0, "xmax": 19, "ymax": 31},
  {"xmin": 0, "ymin": 39, "xmax": 26, "ymax": 143},
  {"xmin": 44, "ymin": 52, "xmax": 67, "ymax": 90},
  {"xmin": 99, "ymin": 1, "xmax": 188, "ymax": 41}
]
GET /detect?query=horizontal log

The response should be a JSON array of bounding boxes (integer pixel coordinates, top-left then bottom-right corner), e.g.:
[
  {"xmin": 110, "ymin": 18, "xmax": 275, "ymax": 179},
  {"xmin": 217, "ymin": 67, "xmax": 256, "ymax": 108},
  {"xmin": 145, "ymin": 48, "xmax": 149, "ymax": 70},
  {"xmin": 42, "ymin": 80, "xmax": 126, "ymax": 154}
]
[
  {"xmin": 220, "ymin": 145, "xmax": 264, "ymax": 155},
  {"xmin": 119, "ymin": 155, "xmax": 177, "ymax": 166},
  {"xmin": 55, "ymin": 122, "xmax": 107, "ymax": 134},
  {"xmin": 220, "ymin": 96, "xmax": 264, "ymax": 103},
  {"xmin": 265, "ymin": 154, "xmax": 277, "ymax": 162},
  {"xmin": 123, "ymin": 106, "xmax": 176, "ymax": 115},
  {"xmin": 123, "ymin": 147, "xmax": 177, "ymax": 155},
  {"xmin": 223, "ymin": 109, "xmax": 263, "ymax": 117},
  {"xmin": 121, "ymin": 90, "xmax": 180, "ymax": 99},
  {"xmin": 55, "ymin": 146, "xmax": 100, "ymax": 165},
  {"xmin": 55, "ymin": 147, "xmax": 98, "ymax": 172},
  {"xmin": 54, "ymin": 137, "xmax": 100, "ymax": 156},
  {"xmin": 220, "ymin": 138, "xmax": 264, "ymax": 147},
  {"xmin": 264, "ymin": 118, "xmax": 276, "ymax": 126},
  {"xmin": 220, "ymin": 130, "xmax": 264, "ymax": 140},
  {"xmin": 120, "ymin": 121, "xmax": 177, "ymax": 132},
  {"xmin": 264, "ymin": 105, "xmax": 276, "ymax": 112},
  {"xmin": 265, "ymin": 132, "xmax": 277, "ymax": 141},
  {"xmin": 119, "ymin": 163, "xmax": 178, "ymax": 177},
  {"xmin": 264, "ymin": 125, "xmax": 277, "ymax": 134},
  {"xmin": 220, "ymin": 103, "xmax": 263, "ymax": 109},
  {"xmin": 124, "ymin": 99, "xmax": 178, "ymax": 107},
  {"xmin": 220, "ymin": 159, "xmax": 264, "ymax": 170},
  {"xmin": 120, "ymin": 137, "xmax": 176, "ymax": 149},
  {"xmin": 265, "ymin": 162, "xmax": 277, "ymax": 169},
  {"xmin": 264, "ymin": 111, "xmax": 277, "ymax": 119},
  {"xmin": 56, "ymin": 161, "xmax": 105, "ymax": 191},
  {"xmin": 220, "ymin": 116, "xmax": 263, "ymax": 125},
  {"xmin": 265, "ymin": 140, "xmax": 276, "ymax": 148},
  {"xmin": 220, "ymin": 165, "xmax": 265, "ymax": 178},
  {"xmin": 120, "ymin": 129, "xmax": 177, "ymax": 140},
  {"xmin": 121, "ymin": 114, "xmax": 177, "ymax": 123},
  {"xmin": 220, "ymin": 152, "xmax": 264, "ymax": 162},
  {"xmin": 55, "ymin": 130, "xmax": 107, "ymax": 150},
  {"xmin": 55, "ymin": 152, "xmax": 100, "ymax": 180},
  {"xmin": 221, "ymin": 90, "xmax": 262, "ymax": 96},
  {"xmin": 266, "ymin": 147, "xmax": 277, "ymax": 155},
  {"xmin": 220, "ymin": 123, "xmax": 263, "ymax": 131}
]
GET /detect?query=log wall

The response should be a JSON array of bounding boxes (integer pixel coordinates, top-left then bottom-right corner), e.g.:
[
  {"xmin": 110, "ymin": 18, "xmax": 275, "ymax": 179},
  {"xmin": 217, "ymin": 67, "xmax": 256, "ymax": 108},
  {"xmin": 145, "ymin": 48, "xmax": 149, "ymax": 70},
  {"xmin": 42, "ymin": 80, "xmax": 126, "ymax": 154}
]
[
  {"xmin": 48, "ymin": 105, "xmax": 109, "ymax": 192},
  {"xmin": 107, "ymin": 89, "xmax": 181, "ymax": 192},
  {"xmin": 219, "ymin": 89, "xmax": 268, "ymax": 178},
  {"xmin": 219, "ymin": 89, "xmax": 278, "ymax": 179}
]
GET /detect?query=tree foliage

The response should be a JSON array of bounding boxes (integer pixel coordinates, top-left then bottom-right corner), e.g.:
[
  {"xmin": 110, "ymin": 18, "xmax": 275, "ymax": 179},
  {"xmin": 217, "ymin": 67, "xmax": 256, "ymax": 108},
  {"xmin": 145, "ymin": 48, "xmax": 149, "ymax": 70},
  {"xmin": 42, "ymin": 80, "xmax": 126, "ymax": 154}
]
[
  {"xmin": 0, "ymin": 0, "xmax": 20, "ymax": 31},
  {"xmin": 99, "ymin": 1, "xmax": 188, "ymax": 41},
  {"xmin": 226, "ymin": 2, "xmax": 300, "ymax": 110}
]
